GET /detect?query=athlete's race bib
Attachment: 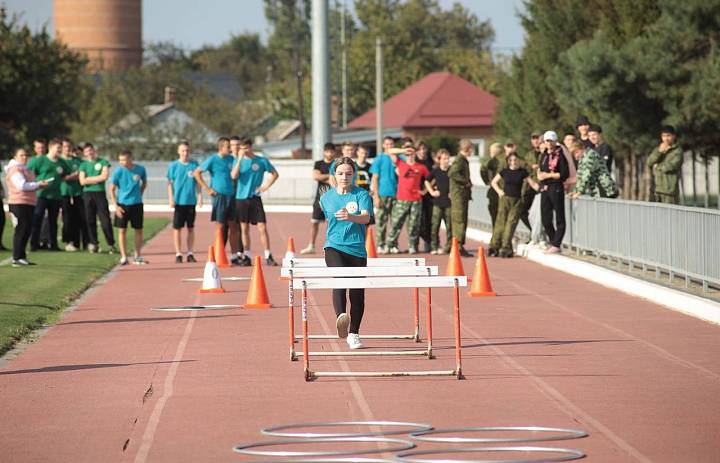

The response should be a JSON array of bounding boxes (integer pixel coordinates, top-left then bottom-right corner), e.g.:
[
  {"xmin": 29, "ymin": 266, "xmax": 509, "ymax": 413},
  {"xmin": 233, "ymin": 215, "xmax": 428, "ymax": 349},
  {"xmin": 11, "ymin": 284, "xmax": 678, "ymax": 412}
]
[
  {"xmin": 133, "ymin": 174, "xmax": 141, "ymax": 183},
  {"xmin": 187, "ymin": 171, "xmax": 195, "ymax": 178},
  {"xmin": 345, "ymin": 201, "xmax": 358, "ymax": 214},
  {"xmin": 251, "ymin": 163, "xmax": 260, "ymax": 171}
]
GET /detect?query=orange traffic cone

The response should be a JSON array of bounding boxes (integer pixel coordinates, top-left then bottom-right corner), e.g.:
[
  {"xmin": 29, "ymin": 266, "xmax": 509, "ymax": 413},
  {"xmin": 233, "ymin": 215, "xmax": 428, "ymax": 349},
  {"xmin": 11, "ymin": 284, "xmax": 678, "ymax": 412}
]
[
  {"xmin": 445, "ymin": 237, "xmax": 466, "ymax": 277},
  {"xmin": 214, "ymin": 228, "xmax": 231, "ymax": 268},
  {"xmin": 468, "ymin": 248, "xmax": 496, "ymax": 297},
  {"xmin": 365, "ymin": 226, "xmax": 378, "ymax": 258},
  {"xmin": 243, "ymin": 256, "xmax": 272, "ymax": 309},
  {"xmin": 199, "ymin": 245, "xmax": 225, "ymax": 293},
  {"xmin": 279, "ymin": 237, "xmax": 296, "ymax": 281}
]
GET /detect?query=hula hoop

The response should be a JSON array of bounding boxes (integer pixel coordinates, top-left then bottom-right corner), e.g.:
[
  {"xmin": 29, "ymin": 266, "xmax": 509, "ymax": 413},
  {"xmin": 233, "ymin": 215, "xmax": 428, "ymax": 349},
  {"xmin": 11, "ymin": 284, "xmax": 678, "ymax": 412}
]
[
  {"xmin": 394, "ymin": 446, "xmax": 585, "ymax": 463},
  {"xmin": 262, "ymin": 421, "xmax": 433, "ymax": 438},
  {"xmin": 150, "ymin": 304, "xmax": 242, "ymax": 312},
  {"xmin": 233, "ymin": 437, "xmax": 415, "ymax": 457},
  {"xmin": 410, "ymin": 426, "xmax": 587, "ymax": 444}
]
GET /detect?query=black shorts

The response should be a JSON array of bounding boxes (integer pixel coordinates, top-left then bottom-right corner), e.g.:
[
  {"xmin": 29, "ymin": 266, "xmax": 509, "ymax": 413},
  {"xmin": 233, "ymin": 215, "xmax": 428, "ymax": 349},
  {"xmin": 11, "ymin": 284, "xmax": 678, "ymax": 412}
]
[
  {"xmin": 211, "ymin": 194, "xmax": 236, "ymax": 223},
  {"xmin": 114, "ymin": 204, "xmax": 143, "ymax": 229},
  {"xmin": 312, "ymin": 197, "xmax": 325, "ymax": 222},
  {"xmin": 173, "ymin": 205, "xmax": 196, "ymax": 229},
  {"xmin": 236, "ymin": 196, "xmax": 266, "ymax": 224}
]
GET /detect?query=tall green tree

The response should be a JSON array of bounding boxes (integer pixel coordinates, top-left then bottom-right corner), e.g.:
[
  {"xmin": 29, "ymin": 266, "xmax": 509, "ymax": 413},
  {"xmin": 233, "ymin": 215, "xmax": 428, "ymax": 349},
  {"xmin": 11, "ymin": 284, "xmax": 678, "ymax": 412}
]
[{"xmin": 0, "ymin": 8, "xmax": 87, "ymax": 157}]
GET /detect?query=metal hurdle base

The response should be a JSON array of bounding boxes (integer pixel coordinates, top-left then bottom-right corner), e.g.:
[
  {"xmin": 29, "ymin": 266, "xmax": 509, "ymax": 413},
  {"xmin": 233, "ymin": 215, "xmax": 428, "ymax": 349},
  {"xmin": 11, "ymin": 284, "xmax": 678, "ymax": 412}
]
[
  {"xmin": 294, "ymin": 349, "xmax": 433, "ymax": 358},
  {"xmin": 305, "ymin": 369, "xmax": 463, "ymax": 380}
]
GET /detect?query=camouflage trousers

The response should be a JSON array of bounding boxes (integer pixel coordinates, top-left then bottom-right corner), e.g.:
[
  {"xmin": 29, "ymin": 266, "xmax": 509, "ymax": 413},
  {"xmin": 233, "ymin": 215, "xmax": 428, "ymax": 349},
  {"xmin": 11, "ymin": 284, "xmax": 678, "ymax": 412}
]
[
  {"xmin": 430, "ymin": 205, "xmax": 452, "ymax": 252},
  {"xmin": 387, "ymin": 200, "xmax": 422, "ymax": 250},
  {"xmin": 489, "ymin": 196, "xmax": 522, "ymax": 252},
  {"xmin": 375, "ymin": 196, "xmax": 396, "ymax": 246},
  {"xmin": 655, "ymin": 193, "xmax": 679, "ymax": 204}
]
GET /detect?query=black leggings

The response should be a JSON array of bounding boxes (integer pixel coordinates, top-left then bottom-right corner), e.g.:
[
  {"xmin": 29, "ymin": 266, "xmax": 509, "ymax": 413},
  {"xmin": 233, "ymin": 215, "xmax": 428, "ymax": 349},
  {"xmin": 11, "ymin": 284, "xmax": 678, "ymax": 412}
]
[
  {"xmin": 541, "ymin": 185, "xmax": 566, "ymax": 248},
  {"xmin": 9, "ymin": 204, "xmax": 34, "ymax": 260},
  {"xmin": 324, "ymin": 247, "xmax": 367, "ymax": 334}
]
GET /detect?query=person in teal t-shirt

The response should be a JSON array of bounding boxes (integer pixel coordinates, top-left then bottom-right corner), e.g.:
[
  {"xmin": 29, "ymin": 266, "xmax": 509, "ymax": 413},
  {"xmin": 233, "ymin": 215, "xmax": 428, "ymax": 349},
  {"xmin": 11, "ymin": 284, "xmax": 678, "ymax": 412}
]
[
  {"xmin": 109, "ymin": 149, "xmax": 147, "ymax": 266},
  {"xmin": 230, "ymin": 138, "xmax": 280, "ymax": 266},
  {"xmin": 167, "ymin": 141, "xmax": 201, "ymax": 263},
  {"xmin": 59, "ymin": 138, "xmax": 87, "ymax": 251},
  {"xmin": 194, "ymin": 137, "xmax": 240, "ymax": 262},
  {"xmin": 320, "ymin": 157, "xmax": 373, "ymax": 350},
  {"xmin": 369, "ymin": 136, "xmax": 402, "ymax": 253},
  {"xmin": 79, "ymin": 143, "xmax": 116, "ymax": 253},
  {"xmin": 29, "ymin": 138, "xmax": 72, "ymax": 251}
]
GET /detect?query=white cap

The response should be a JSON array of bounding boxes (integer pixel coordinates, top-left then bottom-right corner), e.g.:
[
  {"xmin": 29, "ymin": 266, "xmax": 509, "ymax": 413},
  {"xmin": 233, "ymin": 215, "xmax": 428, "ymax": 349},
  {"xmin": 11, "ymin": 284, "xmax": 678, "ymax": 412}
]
[{"xmin": 543, "ymin": 130, "xmax": 558, "ymax": 142}]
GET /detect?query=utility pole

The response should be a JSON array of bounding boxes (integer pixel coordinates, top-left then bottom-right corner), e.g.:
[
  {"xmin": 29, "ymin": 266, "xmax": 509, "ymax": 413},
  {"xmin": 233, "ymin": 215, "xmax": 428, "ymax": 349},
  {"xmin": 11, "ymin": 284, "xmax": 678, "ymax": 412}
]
[
  {"xmin": 375, "ymin": 37, "xmax": 383, "ymax": 154},
  {"xmin": 341, "ymin": 0, "xmax": 348, "ymax": 129},
  {"xmin": 312, "ymin": 0, "xmax": 331, "ymax": 161}
]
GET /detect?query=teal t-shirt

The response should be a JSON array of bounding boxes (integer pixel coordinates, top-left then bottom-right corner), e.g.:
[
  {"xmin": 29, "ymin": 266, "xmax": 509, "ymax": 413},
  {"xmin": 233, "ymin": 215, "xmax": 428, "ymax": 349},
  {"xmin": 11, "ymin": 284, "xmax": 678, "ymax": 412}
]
[
  {"xmin": 167, "ymin": 159, "xmax": 199, "ymax": 205},
  {"xmin": 329, "ymin": 158, "xmax": 358, "ymax": 186},
  {"xmin": 369, "ymin": 153, "xmax": 401, "ymax": 197},
  {"xmin": 60, "ymin": 156, "xmax": 83, "ymax": 197},
  {"xmin": 30, "ymin": 155, "xmax": 70, "ymax": 200},
  {"xmin": 199, "ymin": 153, "xmax": 234, "ymax": 196},
  {"xmin": 235, "ymin": 156, "xmax": 276, "ymax": 200},
  {"xmin": 110, "ymin": 164, "xmax": 147, "ymax": 205},
  {"xmin": 320, "ymin": 187, "xmax": 373, "ymax": 258},
  {"xmin": 79, "ymin": 158, "xmax": 112, "ymax": 193}
]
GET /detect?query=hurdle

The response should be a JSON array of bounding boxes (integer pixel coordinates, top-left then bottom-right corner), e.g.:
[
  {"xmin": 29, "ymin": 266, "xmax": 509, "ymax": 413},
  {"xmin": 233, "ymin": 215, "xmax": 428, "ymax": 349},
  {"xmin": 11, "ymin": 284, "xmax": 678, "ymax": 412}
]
[
  {"xmin": 295, "ymin": 274, "xmax": 467, "ymax": 380},
  {"xmin": 283, "ymin": 258, "xmax": 429, "ymax": 361}
]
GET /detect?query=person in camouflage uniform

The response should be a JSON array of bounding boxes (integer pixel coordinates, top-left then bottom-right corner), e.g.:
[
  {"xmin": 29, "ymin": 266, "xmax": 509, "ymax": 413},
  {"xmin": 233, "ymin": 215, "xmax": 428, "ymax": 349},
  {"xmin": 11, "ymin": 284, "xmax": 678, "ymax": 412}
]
[
  {"xmin": 449, "ymin": 139, "xmax": 474, "ymax": 257},
  {"xmin": 569, "ymin": 141, "xmax": 618, "ymax": 198},
  {"xmin": 480, "ymin": 142, "xmax": 507, "ymax": 227},
  {"xmin": 646, "ymin": 126, "xmax": 684, "ymax": 204}
]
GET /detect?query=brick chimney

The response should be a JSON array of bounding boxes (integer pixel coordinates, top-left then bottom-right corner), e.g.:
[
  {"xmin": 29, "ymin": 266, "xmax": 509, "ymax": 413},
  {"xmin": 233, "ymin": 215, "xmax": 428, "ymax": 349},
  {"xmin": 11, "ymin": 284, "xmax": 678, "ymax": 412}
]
[{"xmin": 164, "ymin": 86, "xmax": 176, "ymax": 105}]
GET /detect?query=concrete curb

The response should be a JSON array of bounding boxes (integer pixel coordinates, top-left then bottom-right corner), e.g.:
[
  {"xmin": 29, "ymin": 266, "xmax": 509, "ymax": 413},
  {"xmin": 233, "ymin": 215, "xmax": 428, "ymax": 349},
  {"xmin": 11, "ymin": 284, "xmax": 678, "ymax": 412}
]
[{"xmin": 466, "ymin": 226, "xmax": 720, "ymax": 326}]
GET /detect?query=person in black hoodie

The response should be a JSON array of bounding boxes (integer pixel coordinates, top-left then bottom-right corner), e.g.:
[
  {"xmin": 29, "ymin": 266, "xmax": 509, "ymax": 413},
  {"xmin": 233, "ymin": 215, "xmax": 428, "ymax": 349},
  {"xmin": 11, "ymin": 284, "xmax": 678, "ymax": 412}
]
[
  {"xmin": 538, "ymin": 131, "xmax": 570, "ymax": 254},
  {"xmin": 416, "ymin": 141, "xmax": 435, "ymax": 253}
]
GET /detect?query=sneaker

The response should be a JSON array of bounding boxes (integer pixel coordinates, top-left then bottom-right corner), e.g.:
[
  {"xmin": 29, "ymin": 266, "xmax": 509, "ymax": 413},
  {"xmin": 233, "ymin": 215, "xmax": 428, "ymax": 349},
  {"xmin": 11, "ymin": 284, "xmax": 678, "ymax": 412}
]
[
  {"xmin": 538, "ymin": 241, "xmax": 550, "ymax": 250},
  {"xmin": 487, "ymin": 248, "xmax": 498, "ymax": 257},
  {"xmin": 133, "ymin": 256, "xmax": 149, "ymax": 265},
  {"xmin": 175, "ymin": 254, "xmax": 183, "ymax": 264},
  {"xmin": 377, "ymin": 245, "xmax": 388, "ymax": 255},
  {"xmin": 186, "ymin": 254, "xmax": 197, "ymax": 263},
  {"xmin": 459, "ymin": 246, "xmax": 474, "ymax": 258},
  {"xmin": 266, "ymin": 254, "xmax": 278, "ymax": 266},
  {"xmin": 65, "ymin": 244, "xmax": 78, "ymax": 252},
  {"xmin": 430, "ymin": 249, "xmax": 439, "ymax": 255},
  {"xmin": 230, "ymin": 256, "xmax": 241, "ymax": 266},
  {"xmin": 11, "ymin": 259, "xmax": 36, "ymax": 267},
  {"xmin": 107, "ymin": 246, "xmax": 118, "ymax": 255},
  {"xmin": 119, "ymin": 256, "xmax": 129, "ymax": 266},
  {"xmin": 88, "ymin": 243, "xmax": 98, "ymax": 253},
  {"xmin": 499, "ymin": 249, "xmax": 513, "ymax": 258},
  {"xmin": 336, "ymin": 313, "xmax": 349, "ymax": 339},
  {"xmin": 440, "ymin": 248, "xmax": 450, "ymax": 255},
  {"xmin": 299, "ymin": 244, "xmax": 315, "ymax": 255},
  {"xmin": 346, "ymin": 333, "xmax": 363, "ymax": 350},
  {"xmin": 241, "ymin": 255, "xmax": 252, "ymax": 266},
  {"xmin": 389, "ymin": 246, "xmax": 400, "ymax": 254},
  {"xmin": 545, "ymin": 246, "xmax": 561, "ymax": 254},
  {"xmin": 408, "ymin": 247, "xmax": 417, "ymax": 255}
]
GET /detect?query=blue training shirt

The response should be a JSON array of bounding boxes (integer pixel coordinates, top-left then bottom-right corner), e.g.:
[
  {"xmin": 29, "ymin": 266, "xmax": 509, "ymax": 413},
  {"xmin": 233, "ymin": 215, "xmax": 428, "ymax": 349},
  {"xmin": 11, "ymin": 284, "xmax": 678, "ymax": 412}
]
[
  {"xmin": 199, "ymin": 153, "xmax": 235, "ymax": 196},
  {"xmin": 110, "ymin": 164, "xmax": 147, "ymax": 205},
  {"xmin": 235, "ymin": 155, "xmax": 276, "ymax": 200},
  {"xmin": 320, "ymin": 186, "xmax": 373, "ymax": 258},
  {"xmin": 369, "ymin": 153, "xmax": 401, "ymax": 197},
  {"xmin": 167, "ymin": 159, "xmax": 199, "ymax": 205}
]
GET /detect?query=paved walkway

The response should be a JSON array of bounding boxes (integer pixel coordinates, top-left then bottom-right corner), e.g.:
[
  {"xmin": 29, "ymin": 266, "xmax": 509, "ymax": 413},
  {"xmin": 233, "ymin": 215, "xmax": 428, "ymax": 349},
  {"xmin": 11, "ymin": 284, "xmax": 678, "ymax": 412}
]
[{"xmin": 1, "ymin": 212, "xmax": 719, "ymax": 462}]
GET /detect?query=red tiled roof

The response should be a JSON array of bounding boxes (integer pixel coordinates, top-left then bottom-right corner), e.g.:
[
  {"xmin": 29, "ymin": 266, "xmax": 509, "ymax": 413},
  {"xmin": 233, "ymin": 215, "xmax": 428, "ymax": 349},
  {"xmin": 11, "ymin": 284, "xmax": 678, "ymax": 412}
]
[{"xmin": 348, "ymin": 72, "xmax": 496, "ymax": 129}]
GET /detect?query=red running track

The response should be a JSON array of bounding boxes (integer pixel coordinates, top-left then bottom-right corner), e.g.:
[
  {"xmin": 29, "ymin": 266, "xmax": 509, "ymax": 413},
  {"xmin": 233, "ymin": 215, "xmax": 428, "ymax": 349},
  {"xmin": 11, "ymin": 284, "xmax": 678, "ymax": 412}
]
[{"xmin": 0, "ymin": 212, "xmax": 719, "ymax": 462}]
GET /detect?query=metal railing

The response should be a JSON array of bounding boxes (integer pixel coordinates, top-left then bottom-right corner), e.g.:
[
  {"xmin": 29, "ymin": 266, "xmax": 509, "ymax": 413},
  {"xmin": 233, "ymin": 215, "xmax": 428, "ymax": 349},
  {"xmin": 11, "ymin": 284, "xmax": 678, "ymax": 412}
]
[{"xmin": 468, "ymin": 185, "xmax": 720, "ymax": 292}]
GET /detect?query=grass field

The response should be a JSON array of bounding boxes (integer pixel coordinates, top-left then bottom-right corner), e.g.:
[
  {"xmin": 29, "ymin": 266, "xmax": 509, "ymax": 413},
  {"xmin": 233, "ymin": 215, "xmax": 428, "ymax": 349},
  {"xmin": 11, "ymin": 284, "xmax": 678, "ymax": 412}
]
[{"xmin": 0, "ymin": 217, "xmax": 169, "ymax": 356}]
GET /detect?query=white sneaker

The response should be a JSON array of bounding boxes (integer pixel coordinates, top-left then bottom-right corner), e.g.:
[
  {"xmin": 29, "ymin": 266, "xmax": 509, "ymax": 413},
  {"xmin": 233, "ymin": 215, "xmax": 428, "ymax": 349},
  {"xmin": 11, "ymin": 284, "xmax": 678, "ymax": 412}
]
[
  {"xmin": 336, "ymin": 313, "xmax": 349, "ymax": 338},
  {"xmin": 133, "ymin": 256, "xmax": 149, "ymax": 265},
  {"xmin": 346, "ymin": 333, "xmax": 363, "ymax": 350},
  {"xmin": 430, "ymin": 249, "xmax": 438, "ymax": 255},
  {"xmin": 408, "ymin": 247, "xmax": 417, "ymax": 255},
  {"xmin": 88, "ymin": 243, "xmax": 98, "ymax": 253},
  {"xmin": 377, "ymin": 245, "xmax": 388, "ymax": 255},
  {"xmin": 300, "ymin": 244, "xmax": 315, "ymax": 255},
  {"xmin": 65, "ymin": 244, "xmax": 78, "ymax": 252},
  {"xmin": 389, "ymin": 246, "xmax": 400, "ymax": 254},
  {"xmin": 119, "ymin": 256, "xmax": 129, "ymax": 266}
]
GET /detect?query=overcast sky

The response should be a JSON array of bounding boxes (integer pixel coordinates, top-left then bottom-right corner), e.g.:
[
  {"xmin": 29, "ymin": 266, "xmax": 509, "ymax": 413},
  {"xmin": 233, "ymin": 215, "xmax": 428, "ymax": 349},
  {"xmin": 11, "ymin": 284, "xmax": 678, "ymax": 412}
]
[{"xmin": 2, "ymin": 0, "xmax": 525, "ymax": 52}]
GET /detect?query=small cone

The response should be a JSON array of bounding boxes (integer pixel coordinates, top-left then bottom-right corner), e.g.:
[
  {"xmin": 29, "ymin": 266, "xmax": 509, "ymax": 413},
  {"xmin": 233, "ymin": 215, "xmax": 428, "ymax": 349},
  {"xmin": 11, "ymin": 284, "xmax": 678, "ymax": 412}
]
[
  {"xmin": 279, "ymin": 237, "xmax": 297, "ymax": 281},
  {"xmin": 365, "ymin": 227, "xmax": 378, "ymax": 258},
  {"xmin": 243, "ymin": 256, "xmax": 272, "ymax": 309},
  {"xmin": 214, "ymin": 228, "xmax": 231, "ymax": 268},
  {"xmin": 285, "ymin": 237, "xmax": 296, "ymax": 259},
  {"xmin": 445, "ymin": 237, "xmax": 466, "ymax": 277},
  {"xmin": 468, "ymin": 248, "xmax": 496, "ymax": 297},
  {"xmin": 199, "ymin": 245, "xmax": 225, "ymax": 293}
]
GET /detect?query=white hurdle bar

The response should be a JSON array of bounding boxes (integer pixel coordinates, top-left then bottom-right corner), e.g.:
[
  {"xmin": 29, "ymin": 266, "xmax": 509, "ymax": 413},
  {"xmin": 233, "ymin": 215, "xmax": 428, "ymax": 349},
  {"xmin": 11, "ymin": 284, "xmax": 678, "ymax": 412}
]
[
  {"xmin": 284, "ymin": 258, "xmax": 429, "ymax": 360},
  {"xmin": 296, "ymin": 276, "xmax": 467, "ymax": 381},
  {"xmin": 285, "ymin": 266, "xmax": 439, "ymax": 361}
]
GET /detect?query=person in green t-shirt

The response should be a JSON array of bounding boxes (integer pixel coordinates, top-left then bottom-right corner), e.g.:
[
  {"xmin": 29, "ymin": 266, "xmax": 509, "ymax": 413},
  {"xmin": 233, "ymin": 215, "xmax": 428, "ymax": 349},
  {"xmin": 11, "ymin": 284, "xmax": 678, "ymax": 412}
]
[
  {"xmin": 78, "ymin": 143, "xmax": 116, "ymax": 253},
  {"xmin": 29, "ymin": 138, "xmax": 72, "ymax": 251},
  {"xmin": 60, "ymin": 138, "xmax": 88, "ymax": 251}
]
